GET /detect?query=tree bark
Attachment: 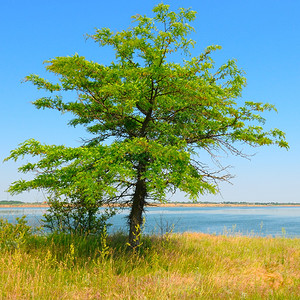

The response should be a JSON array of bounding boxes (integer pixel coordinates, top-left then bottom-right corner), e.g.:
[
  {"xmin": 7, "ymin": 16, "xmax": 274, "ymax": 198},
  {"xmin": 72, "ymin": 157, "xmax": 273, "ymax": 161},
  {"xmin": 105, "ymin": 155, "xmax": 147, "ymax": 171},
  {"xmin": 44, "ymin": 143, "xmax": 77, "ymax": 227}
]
[{"xmin": 128, "ymin": 163, "xmax": 147, "ymax": 248}]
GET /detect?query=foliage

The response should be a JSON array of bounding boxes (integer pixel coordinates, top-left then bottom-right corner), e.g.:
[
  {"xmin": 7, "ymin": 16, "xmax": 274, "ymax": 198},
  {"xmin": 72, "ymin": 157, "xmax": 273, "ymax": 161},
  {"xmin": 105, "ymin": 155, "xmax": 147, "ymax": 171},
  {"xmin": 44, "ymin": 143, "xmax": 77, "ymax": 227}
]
[
  {"xmin": 0, "ymin": 216, "xmax": 33, "ymax": 250},
  {"xmin": 42, "ymin": 193, "xmax": 114, "ymax": 235},
  {"xmin": 4, "ymin": 4, "xmax": 288, "ymax": 245}
]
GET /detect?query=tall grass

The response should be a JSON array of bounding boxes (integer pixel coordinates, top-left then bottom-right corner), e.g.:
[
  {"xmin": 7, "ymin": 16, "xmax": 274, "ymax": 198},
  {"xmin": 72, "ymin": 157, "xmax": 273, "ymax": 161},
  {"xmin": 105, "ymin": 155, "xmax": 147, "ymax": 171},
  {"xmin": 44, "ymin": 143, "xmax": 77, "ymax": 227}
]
[{"xmin": 0, "ymin": 219, "xmax": 300, "ymax": 299}]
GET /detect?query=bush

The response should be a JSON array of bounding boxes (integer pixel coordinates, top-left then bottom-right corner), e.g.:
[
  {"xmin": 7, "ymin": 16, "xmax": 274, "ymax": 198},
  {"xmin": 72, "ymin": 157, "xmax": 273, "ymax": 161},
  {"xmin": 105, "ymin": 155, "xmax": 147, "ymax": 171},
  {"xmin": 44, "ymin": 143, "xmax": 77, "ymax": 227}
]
[
  {"xmin": 0, "ymin": 216, "xmax": 33, "ymax": 250},
  {"xmin": 42, "ymin": 196, "xmax": 115, "ymax": 236}
]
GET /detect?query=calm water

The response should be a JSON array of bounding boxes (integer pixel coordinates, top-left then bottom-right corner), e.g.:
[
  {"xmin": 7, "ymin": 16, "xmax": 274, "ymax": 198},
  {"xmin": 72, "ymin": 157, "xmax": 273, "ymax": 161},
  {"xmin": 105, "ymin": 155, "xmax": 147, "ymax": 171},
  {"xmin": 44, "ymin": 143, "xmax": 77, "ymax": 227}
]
[{"xmin": 1, "ymin": 206, "xmax": 300, "ymax": 237}]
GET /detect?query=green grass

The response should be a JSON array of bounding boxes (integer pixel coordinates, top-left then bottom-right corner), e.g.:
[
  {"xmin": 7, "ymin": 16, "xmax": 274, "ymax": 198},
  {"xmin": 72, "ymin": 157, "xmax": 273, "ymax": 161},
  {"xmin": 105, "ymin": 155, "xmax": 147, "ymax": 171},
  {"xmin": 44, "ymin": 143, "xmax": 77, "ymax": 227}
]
[{"xmin": 0, "ymin": 221, "xmax": 300, "ymax": 299}]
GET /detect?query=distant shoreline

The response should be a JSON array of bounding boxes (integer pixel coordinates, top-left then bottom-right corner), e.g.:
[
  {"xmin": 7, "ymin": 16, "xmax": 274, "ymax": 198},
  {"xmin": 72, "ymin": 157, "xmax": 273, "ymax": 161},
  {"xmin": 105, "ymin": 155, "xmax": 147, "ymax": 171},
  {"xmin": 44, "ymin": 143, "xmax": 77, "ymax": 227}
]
[
  {"xmin": 0, "ymin": 203, "xmax": 300, "ymax": 208},
  {"xmin": 149, "ymin": 203, "xmax": 300, "ymax": 207}
]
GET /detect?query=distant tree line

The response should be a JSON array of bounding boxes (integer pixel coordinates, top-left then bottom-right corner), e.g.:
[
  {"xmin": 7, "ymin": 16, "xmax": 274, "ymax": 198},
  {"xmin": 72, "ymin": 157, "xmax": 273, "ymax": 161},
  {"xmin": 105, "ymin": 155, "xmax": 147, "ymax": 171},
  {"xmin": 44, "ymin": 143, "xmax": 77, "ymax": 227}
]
[{"xmin": 0, "ymin": 200, "xmax": 25, "ymax": 205}]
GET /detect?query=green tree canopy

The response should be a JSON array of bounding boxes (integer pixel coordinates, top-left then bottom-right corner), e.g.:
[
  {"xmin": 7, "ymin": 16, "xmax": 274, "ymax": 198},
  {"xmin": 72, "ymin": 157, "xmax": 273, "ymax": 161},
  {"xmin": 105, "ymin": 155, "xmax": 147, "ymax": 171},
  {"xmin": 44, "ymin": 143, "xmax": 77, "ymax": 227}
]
[{"xmin": 5, "ymin": 4, "xmax": 288, "ymax": 246}]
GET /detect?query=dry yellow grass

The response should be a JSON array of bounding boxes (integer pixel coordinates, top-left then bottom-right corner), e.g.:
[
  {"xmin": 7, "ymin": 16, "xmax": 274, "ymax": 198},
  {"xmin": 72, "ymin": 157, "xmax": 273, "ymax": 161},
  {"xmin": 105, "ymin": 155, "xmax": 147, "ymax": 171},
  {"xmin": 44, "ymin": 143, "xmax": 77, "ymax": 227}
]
[{"xmin": 0, "ymin": 232, "xmax": 300, "ymax": 299}]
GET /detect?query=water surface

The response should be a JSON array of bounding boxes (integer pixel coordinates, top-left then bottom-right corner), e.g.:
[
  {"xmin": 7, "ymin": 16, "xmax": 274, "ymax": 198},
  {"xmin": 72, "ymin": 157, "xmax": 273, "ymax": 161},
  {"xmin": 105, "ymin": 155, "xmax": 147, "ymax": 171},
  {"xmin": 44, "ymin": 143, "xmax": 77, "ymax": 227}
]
[{"xmin": 1, "ymin": 206, "xmax": 299, "ymax": 237}]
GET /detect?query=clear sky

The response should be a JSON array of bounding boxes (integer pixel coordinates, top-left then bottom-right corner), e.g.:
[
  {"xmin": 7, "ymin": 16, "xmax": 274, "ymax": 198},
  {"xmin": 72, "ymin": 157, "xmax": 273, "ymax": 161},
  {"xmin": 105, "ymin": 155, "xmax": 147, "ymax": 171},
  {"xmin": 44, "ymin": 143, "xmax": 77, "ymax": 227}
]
[{"xmin": 1, "ymin": 0, "xmax": 299, "ymax": 203}]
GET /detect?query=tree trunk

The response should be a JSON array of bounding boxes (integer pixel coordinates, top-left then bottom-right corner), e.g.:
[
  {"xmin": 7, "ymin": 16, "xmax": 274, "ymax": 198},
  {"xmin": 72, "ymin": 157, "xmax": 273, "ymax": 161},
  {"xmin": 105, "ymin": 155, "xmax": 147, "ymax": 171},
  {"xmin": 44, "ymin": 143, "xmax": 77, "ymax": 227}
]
[{"xmin": 128, "ymin": 164, "xmax": 147, "ymax": 248}]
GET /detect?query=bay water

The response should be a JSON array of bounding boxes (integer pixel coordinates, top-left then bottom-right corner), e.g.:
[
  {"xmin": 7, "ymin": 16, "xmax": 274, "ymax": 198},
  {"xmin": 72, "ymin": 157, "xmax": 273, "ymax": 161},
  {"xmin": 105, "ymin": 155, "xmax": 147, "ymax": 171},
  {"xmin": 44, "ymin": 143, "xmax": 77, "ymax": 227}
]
[{"xmin": 1, "ymin": 206, "xmax": 299, "ymax": 237}]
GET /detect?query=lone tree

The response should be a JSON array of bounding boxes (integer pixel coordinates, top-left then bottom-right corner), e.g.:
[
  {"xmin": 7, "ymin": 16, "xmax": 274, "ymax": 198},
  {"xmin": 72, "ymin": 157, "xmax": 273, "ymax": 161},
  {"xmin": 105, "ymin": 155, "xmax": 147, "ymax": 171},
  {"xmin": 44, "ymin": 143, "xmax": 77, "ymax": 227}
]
[{"xmin": 6, "ymin": 4, "xmax": 288, "ymax": 247}]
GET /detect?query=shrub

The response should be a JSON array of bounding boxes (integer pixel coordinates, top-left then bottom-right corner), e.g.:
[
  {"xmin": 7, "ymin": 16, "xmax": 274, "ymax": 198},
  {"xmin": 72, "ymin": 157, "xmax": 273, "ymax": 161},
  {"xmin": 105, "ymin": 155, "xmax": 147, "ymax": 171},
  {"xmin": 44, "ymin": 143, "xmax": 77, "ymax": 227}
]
[{"xmin": 0, "ymin": 216, "xmax": 33, "ymax": 250}]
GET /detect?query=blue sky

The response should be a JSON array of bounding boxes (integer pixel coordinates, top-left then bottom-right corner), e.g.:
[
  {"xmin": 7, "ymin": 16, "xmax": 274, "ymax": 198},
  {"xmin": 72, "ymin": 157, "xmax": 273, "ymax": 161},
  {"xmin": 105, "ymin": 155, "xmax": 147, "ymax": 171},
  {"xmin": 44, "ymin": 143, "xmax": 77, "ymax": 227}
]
[{"xmin": 1, "ymin": 0, "xmax": 299, "ymax": 203}]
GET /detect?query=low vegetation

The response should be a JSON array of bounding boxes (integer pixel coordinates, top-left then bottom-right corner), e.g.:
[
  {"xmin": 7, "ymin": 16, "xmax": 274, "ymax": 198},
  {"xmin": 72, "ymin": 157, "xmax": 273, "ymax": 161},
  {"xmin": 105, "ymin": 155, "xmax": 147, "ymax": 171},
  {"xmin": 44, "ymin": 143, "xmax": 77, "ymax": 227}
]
[{"xmin": 0, "ymin": 218, "xmax": 299, "ymax": 299}]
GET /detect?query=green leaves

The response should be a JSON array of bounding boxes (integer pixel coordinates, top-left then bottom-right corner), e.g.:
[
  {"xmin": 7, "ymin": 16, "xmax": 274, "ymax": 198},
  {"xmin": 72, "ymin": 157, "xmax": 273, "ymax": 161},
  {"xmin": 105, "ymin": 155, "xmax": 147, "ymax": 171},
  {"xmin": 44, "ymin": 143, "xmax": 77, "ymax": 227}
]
[{"xmin": 24, "ymin": 75, "xmax": 61, "ymax": 92}]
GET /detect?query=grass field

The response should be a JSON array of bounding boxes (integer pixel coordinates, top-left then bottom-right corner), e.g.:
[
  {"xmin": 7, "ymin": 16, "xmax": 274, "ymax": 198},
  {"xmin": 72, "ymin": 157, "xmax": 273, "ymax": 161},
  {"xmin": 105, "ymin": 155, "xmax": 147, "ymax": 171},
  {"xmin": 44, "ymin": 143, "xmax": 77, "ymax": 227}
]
[{"xmin": 0, "ymin": 218, "xmax": 300, "ymax": 299}]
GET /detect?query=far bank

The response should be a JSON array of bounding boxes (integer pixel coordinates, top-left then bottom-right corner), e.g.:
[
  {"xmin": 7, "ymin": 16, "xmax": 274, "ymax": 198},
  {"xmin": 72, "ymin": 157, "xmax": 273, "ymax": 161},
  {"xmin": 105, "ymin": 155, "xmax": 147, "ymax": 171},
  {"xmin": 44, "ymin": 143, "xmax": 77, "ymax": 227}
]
[{"xmin": 0, "ymin": 202, "xmax": 299, "ymax": 208}]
